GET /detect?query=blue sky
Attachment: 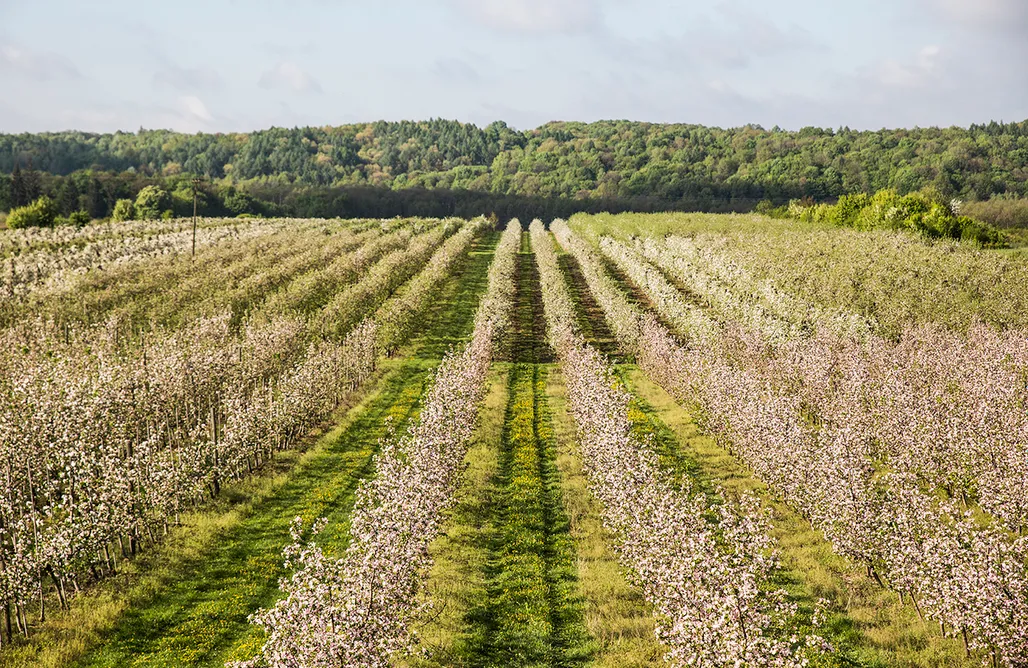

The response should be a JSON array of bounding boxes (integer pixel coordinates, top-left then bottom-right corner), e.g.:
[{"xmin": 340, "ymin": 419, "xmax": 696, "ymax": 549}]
[{"xmin": 1, "ymin": 0, "xmax": 1026, "ymax": 133}]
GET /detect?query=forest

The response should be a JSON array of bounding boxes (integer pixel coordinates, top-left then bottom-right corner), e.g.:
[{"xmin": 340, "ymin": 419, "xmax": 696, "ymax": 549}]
[{"xmin": 1, "ymin": 119, "xmax": 1027, "ymax": 224}]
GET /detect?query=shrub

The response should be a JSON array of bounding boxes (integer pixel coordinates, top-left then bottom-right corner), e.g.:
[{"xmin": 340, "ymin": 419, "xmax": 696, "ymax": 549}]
[
  {"xmin": 755, "ymin": 200, "xmax": 789, "ymax": 219},
  {"xmin": 134, "ymin": 185, "xmax": 170, "ymax": 220},
  {"xmin": 112, "ymin": 199, "xmax": 135, "ymax": 222},
  {"xmin": 69, "ymin": 210, "xmax": 90, "ymax": 227},
  {"xmin": 6, "ymin": 196, "xmax": 58, "ymax": 229},
  {"xmin": 787, "ymin": 198, "xmax": 815, "ymax": 219},
  {"xmin": 958, "ymin": 217, "xmax": 1003, "ymax": 246},
  {"xmin": 785, "ymin": 188, "xmax": 1004, "ymax": 245},
  {"xmin": 854, "ymin": 189, "xmax": 904, "ymax": 230},
  {"xmin": 824, "ymin": 193, "xmax": 871, "ymax": 227}
]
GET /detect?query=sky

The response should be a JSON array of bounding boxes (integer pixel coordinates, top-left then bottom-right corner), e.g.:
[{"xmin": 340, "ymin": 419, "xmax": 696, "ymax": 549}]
[{"xmin": 1, "ymin": 0, "xmax": 1026, "ymax": 134}]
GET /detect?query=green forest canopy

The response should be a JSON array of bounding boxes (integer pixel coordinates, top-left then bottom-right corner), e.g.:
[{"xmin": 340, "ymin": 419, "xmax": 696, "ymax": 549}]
[{"xmin": 1, "ymin": 119, "xmax": 1027, "ymax": 221}]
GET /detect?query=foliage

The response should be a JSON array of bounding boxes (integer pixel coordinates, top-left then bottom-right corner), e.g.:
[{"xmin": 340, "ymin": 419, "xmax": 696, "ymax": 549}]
[
  {"xmin": 111, "ymin": 198, "xmax": 135, "ymax": 221},
  {"xmin": 2, "ymin": 119, "xmax": 1028, "ymax": 221},
  {"xmin": 789, "ymin": 188, "xmax": 1003, "ymax": 245},
  {"xmin": 134, "ymin": 185, "xmax": 170, "ymax": 220},
  {"xmin": 6, "ymin": 195, "xmax": 57, "ymax": 228},
  {"xmin": 961, "ymin": 195, "xmax": 1028, "ymax": 228},
  {"xmin": 754, "ymin": 199, "xmax": 789, "ymax": 218}
]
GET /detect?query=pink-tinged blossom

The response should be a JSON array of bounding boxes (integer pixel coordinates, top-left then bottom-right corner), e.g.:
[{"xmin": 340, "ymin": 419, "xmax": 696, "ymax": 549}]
[
  {"xmin": 556, "ymin": 218, "xmax": 1028, "ymax": 666},
  {"xmin": 534, "ymin": 220, "xmax": 828, "ymax": 667},
  {"xmin": 232, "ymin": 220, "xmax": 521, "ymax": 668}
]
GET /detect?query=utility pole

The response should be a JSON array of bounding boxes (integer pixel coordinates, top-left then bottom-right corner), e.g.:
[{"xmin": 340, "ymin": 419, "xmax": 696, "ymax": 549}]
[{"xmin": 191, "ymin": 177, "xmax": 202, "ymax": 257}]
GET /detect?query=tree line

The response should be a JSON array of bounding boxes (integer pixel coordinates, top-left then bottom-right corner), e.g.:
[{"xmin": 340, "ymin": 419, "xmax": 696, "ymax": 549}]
[{"xmin": 1, "ymin": 118, "xmax": 1026, "ymax": 223}]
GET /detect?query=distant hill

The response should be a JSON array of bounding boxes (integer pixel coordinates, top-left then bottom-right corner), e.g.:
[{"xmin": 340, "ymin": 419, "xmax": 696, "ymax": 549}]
[{"xmin": 2, "ymin": 119, "xmax": 1027, "ymax": 221}]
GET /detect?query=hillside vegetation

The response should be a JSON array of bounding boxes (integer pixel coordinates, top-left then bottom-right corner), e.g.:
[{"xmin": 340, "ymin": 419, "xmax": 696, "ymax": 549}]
[{"xmin": 2, "ymin": 119, "xmax": 1027, "ymax": 224}]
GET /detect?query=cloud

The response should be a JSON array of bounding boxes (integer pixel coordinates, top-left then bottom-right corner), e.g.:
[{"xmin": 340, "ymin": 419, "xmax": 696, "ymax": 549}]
[
  {"xmin": 872, "ymin": 45, "xmax": 942, "ymax": 88},
  {"xmin": 0, "ymin": 43, "xmax": 80, "ymax": 80},
  {"xmin": 12, "ymin": 97, "xmax": 226, "ymax": 134},
  {"xmin": 262, "ymin": 40, "xmax": 320, "ymax": 57},
  {"xmin": 433, "ymin": 57, "xmax": 482, "ymax": 84},
  {"xmin": 604, "ymin": 5, "xmax": 827, "ymax": 76},
  {"xmin": 153, "ymin": 64, "xmax": 223, "ymax": 91},
  {"xmin": 928, "ymin": 0, "xmax": 1028, "ymax": 32},
  {"xmin": 258, "ymin": 61, "xmax": 322, "ymax": 93},
  {"xmin": 179, "ymin": 95, "xmax": 213, "ymax": 123},
  {"xmin": 453, "ymin": 0, "xmax": 601, "ymax": 33}
]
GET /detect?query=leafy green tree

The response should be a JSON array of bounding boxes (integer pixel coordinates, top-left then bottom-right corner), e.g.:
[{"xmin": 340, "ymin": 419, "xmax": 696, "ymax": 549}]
[
  {"xmin": 223, "ymin": 186, "xmax": 257, "ymax": 215},
  {"xmin": 112, "ymin": 198, "xmax": 135, "ymax": 221},
  {"xmin": 6, "ymin": 196, "xmax": 57, "ymax": 228},
  {"xmin": 69, "ymin": 210, "xmax": 90, "ymax": 227},
  {"xmin": 10, "ymin": 165, "xmax": 26, "ymax": 207},
  {"xmin": 86, "ymin": 177, "xmax": 109, "ymax": 218},
  {"xmin": 54, "ymin": 180, "xmax": 80, "ymax": 215},
  {"xmin": 134, "ymin": 185, "xmax": 170, "ymax": 220}
]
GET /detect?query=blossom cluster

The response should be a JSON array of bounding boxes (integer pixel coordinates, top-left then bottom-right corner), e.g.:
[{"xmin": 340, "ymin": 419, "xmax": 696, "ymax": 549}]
[
  {"xmin": 1, "ymin": 217, "xmax": 295, "ymax": 299},
  {"xmin": 651, "ymin": 235, "xmax": 873, "ymax": 340},
  {"xmin": 314, "ymin": 221, "xmax": 467, "ymax": 340},
  {"xmin": 533, "ymin": 220, "xmax": 826, "ymax": 667},
  {"xmin": 0, "ymin": 218, "xmax": 485, "ymax": 644},
  {"xmin": 557, "ymin": 220, "xmax": 1028, "ymax": 665},
  {"xmin": 233, "ymin": 220, "xmax": 521, "ymax": 668}
]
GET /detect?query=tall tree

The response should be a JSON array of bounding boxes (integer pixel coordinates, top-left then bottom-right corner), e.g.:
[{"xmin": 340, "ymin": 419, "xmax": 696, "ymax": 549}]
[
  {"xmin": 86, "ymin": 177, "xmax": 108, "ymax": 219},
  {"xmin": 19, "ymin": 162, "xmax": 42, "ymax": 205},
  {"xmin": 0, "ymin": 172, "xmax": 11, "ymax": 211},
  {"xmin": 10, "ymin": 165, "xmax": 26, "ymax": 208}
]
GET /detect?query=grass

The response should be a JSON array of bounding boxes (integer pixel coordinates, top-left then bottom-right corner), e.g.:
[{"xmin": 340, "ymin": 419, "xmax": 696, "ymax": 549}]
[
  {"xmin": 407, "ymin": 232, "xmax": 593, "ymax": 667},
  {"xmin": 0, "ymin": 231, "xmax": 499, "ymax": 668},
  {"xmin": 456, "ymin": 363, "xmax": 592, "ymax": 668},
  {"xmin": 622, "ymin": 368, "xmax": 971, "ymax": 668},
  {"xmin": 553, "ymin": 223, "xmax": 973, "ymax": 667},
  {"xmin": 555, "ymin": 252, "xmax": 619, "ymax": 359},
  {"xmin": 545, "ymin": 367, "xmax": 665, "ymax": 668}
]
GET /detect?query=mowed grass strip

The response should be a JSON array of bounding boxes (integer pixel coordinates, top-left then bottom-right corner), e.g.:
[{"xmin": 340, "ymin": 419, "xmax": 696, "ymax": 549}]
[
  {"xmin": 398, "ymin": 364, "xmax": 510, "ymax": 668},
  {"xmin": 460, "ymin": 364, "xmax": 592, "ymax": 668},
  {"xmin": 0, "ymin": 231, "xmax": 499, "ymax": 668},
  {"xmin": 422, "ymin": 231, "xmax": 591, "ymax": 667}
]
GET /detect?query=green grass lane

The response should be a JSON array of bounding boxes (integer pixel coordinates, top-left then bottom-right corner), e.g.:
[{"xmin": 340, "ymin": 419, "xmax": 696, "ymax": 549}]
[
  {"xmin": 409, "ymin": 231, "xmax": 592, "ymax": 668},
  {"xmin": 458, "ymin": 363, "xmax": 592, "ymax": 668},
  {"xmin": 458, "ymin": 232, "xmax": 590, "ymax": 667},
  {"xmin": 0, "ymin": 231, "xmax": 500, "ymax": 668}
]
